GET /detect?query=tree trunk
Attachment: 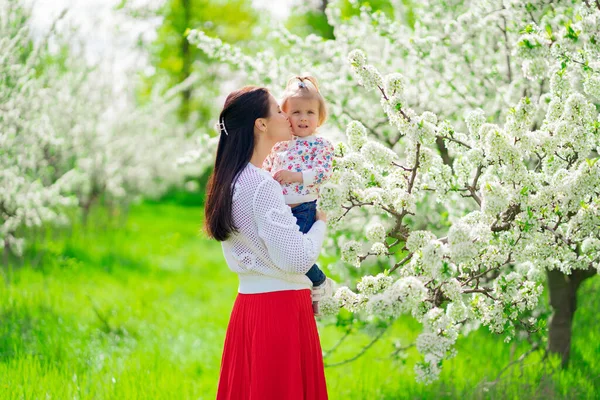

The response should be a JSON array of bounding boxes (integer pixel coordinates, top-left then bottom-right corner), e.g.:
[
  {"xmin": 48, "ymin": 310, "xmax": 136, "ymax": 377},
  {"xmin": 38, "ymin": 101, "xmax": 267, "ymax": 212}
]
[
  {"xmin": 2, "ymin": 238, "xmax": 11, "ymax": 286},
  {"xmin": 119, "ymin": 201, "xmax": 130, "ymax": 228},
  {"xmin": 81, "ymin": 193, "xmax": 98, "ymax": 227},
  {"xmin": 547, "ymin": 267, "xmax": 596, "ymax": 367},
  {"xmin": 2, "ymin": 238, "xmax": 8, "ymax": 268},
  {"xmin": 319, "ymin": 0, "xmax": 328, "ymax": 13},
  {"xmin": 435, "ymin": 136, "xmax": 452, "ymax": 167},
  {"xmin": 180, "ymin": 0, "xmax": 192, "ymax": 121}
]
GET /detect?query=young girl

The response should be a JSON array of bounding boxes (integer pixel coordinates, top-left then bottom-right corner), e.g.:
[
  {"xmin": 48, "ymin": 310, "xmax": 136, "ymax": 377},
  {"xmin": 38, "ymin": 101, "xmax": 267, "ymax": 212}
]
[{"xmin": 262, "ymin": 76, "xmax": 335, "ymax": 314}]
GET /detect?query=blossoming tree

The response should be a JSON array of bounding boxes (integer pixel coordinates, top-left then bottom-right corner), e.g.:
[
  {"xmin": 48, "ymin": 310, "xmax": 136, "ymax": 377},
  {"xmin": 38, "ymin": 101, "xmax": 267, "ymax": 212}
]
[
  {"xmin": 1, "ymin": 1, "xmax": 198, "ymax": 260},
  {"xmin": 189, "ymin": 0, "xmax": 600, "ymax": 382}
]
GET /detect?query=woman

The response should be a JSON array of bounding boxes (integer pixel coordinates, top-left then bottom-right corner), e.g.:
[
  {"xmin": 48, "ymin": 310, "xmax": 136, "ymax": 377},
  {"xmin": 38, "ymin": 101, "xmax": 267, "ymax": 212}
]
[{"xmin": 204, "ymin": 86, "xmax": 331, "ymax": 399}]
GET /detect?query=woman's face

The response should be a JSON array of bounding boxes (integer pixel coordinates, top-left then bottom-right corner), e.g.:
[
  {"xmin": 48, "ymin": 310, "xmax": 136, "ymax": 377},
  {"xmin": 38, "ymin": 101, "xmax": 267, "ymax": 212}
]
[{"xmin": 264, "ymin": 95, "xmax": 292, "ymax": 144}]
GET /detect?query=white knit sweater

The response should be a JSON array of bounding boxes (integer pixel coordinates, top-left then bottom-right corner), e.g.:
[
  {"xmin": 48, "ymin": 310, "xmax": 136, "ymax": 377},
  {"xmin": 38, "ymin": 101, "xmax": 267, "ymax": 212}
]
[{"xmin": 221, "ymin": 162, "xmax": 327, "ymax": 294}]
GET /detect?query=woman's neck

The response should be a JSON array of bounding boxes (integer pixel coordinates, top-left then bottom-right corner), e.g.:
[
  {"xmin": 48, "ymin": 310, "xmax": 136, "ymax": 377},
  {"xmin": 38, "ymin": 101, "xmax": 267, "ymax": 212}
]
[{"xmin": 249, "ymin": 139, "xmax": 273, "ymax": 168}]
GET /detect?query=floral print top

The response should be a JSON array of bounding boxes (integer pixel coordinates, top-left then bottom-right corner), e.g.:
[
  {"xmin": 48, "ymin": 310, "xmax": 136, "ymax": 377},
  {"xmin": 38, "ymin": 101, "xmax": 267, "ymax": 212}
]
[{"xmin": 262, "ymin": 135, "xmax": 335, "ymax": 205}]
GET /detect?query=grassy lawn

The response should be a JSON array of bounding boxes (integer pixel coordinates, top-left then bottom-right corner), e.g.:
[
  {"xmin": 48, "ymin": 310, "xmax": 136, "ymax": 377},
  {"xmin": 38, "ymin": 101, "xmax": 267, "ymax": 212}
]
[{"xmin": 0, "ymin": 202, "xmax": 598, "ymax": 399}]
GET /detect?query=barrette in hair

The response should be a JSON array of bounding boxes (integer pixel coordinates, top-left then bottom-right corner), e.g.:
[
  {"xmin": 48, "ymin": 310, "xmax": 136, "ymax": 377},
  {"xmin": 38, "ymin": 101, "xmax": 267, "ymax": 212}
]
[
  {"xmin": 216, "ymin": 118, "xmax": 229, "ymax": 136},
  {"xmin": 298, "ymin": 81, "xmax": 307, "ymax": 88}
]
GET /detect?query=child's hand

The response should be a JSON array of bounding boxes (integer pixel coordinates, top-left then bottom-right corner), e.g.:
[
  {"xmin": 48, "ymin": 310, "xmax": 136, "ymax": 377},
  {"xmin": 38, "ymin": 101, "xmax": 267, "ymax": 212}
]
[
  {"xmin": 273, "ymin": 170, "xmax": 302, "ymax": 184},
  {"xmin": 312, "ymin": 301, "xmax": 320, "ymax": 316}
]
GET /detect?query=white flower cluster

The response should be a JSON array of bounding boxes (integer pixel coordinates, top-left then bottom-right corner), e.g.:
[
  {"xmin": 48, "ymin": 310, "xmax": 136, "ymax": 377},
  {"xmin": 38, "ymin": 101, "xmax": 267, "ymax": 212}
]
[
  {"xmin": 191, "ymin": 0, "xmax": 600, "ymax": 383},
  {"xmin": 413, "ymin": 307, "xmax": 461, "ymax": 383},
  {"xmin": 365, "ymin": 223, "xmax": 387, "ymax": 242},
  {"xmin": 364, "ymin": 277, "xmax": 429, "ymax": 320},
  {"xmin": 356, "ymin": 273, "xmax": 393, "ymax": 296},
  {"xmin": 1, "ymin": 2, "xmax": 198, "ymax": 255},
  {"xmin": 346, "ymin": 121, "xmax": 368, "ymax": 151},
  {"xmin": 348, "ymin": 50, "xmax": 384, "ymax": 91},
  {"xmin": 331, "ymin": 286, "xmax": 368, "ymax": 313},
  {"xmin": 384, "ymin": 73, "xmax": 406, "ymax": 98},
  {"xmin": 406, "ymin": 231, "xmax": 437, "ymax": 252},
  {"xmin": 341, "ymin": 240, "xmax": 362, "ymax": 268},
  {"xmin": 360, "ymin": 140, "xmax": 399, "ymax": 166}
]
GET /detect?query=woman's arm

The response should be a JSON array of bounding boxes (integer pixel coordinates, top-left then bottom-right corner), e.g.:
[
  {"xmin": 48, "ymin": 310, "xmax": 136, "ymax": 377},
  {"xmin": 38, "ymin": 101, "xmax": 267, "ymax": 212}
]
[{"xmin": 253, "ymin": 177, "xmax": 326, "ymax": 274}]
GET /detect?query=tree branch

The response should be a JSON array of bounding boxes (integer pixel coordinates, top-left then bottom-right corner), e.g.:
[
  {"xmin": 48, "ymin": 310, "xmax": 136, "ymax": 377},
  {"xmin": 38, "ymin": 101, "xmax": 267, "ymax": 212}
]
[
  {"xmin": 323, "ymin": 329, "xmax": 352, "ymax": 359},
  {"xmin": 392, "ymin": 161, "xmax": 413, "ymax": 171},
  {"xmin": 490, "ymin": 344, "xmax": 540, "ymax": 385},
  {"xmin": 436, "ymin": 135, "xmax": 472, "ymax": 149},
  {"xmin": 463, "ymin": 164, "xmax": 483, "ymax": 206},
  {"xmin": 541, "ymin": 224, "xmax": 575, "ymax": 247},
  {"xmin": 407, "ymin": 143, "xmax": 421, "ymax": 194},
  {"xmin": 324, "ymin": 327, "xmax": 389, "ymax": 368},
  {"xmin": 462, "ymin": 287, "xmax": 497, "ymax": 301},
  {"xmin": 389, "ymin": 252, "xmax": 414, "ymax": 273},
  {"xmin": 342, "ymin": 110, "xmax": 386, "ymax": 138},
  {"xmin": 377, "ymin": 85, "xmax": 412, "ymax": 122},
  {"xmin": 499, "ymin": 16, "xmax": 513, "ymax": 83},
  {"xmin": 490, "ymin": 203, "xmax": 522, "ymax": 232},
  {"xmin": 463, "ymin": 251, "xmax": 514, "ymax": 287}
]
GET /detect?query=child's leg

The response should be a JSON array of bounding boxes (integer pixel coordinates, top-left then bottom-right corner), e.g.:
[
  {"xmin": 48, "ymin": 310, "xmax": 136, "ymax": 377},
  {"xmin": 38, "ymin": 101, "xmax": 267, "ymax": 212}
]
[
  {"xmin": 305, "ymin": 265, "xmax": 326, "ymax": 286},
  {"xmin": 291, "ymin": 201, "xmax": 327, "ymax": 287}
]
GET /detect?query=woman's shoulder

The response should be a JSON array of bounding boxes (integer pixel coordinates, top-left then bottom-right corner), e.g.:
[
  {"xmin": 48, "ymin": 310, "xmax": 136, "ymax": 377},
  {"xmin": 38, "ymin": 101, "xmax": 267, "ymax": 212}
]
[
  {"xmin": 234, "ymin": 163, "xmax": 277, "ymax": 193},
  {"xmin": 233, "ymin": 164, "xmax": 282, "ymax": 213}
]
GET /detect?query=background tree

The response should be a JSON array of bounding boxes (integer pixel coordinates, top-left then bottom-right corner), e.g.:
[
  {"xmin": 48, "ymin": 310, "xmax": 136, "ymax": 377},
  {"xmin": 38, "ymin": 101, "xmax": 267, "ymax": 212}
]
[
  {"xmin": 188, "ymin": 0, "xmax": 600, "ymax": 382},
  {"xmin": 139, "ymin": 0, "xmax": 258, "ymax": 126},
  {"xmin": 1, "ymin": 1, "xmax": 196, "ymax": 261}
]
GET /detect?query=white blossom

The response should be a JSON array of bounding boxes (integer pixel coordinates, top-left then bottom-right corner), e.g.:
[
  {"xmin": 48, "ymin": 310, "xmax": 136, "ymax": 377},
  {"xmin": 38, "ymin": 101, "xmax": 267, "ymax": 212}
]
[
  {"xmin": 341, "ymin": 240, "xmax": 362, "ymax": 268},
  {"xmin": 188, "ymin": 0, "xmax": 600, "ymax": 384},
  {"xmin": 365, "ymin": 222, "xmax": 387, "ymax": 242}
]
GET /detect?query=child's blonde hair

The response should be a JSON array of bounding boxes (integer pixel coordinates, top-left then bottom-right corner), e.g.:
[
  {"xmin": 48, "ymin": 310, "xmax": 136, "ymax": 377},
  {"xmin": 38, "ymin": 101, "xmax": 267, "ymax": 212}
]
[{"xmin": 281, "ymin": 76, "xmax": 327, "ymax": 126}]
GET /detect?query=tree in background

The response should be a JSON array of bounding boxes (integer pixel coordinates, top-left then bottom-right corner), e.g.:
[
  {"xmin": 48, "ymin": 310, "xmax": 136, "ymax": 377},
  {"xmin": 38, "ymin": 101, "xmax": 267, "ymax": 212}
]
[
  {"xmin": 189, "ymin": 0, "xmax": 600, "ymax": 383},
  {"xmin": 285, "ymin": 0, "xmax": 412, "ymax": 39},
  {"xmin": 1, "ymin": 1, "xmax": 196, "ymax": 262},
  {"xmin": 139, "ymin": 0, "xmax": 258, "ymax": 126}
]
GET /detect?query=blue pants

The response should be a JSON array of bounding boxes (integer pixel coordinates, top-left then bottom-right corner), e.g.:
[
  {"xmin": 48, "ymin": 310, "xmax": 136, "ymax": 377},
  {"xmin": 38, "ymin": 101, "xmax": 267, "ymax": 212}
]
[{"xmin": 291, "ymin": 200, "xmax": 326, "ymax": 286}]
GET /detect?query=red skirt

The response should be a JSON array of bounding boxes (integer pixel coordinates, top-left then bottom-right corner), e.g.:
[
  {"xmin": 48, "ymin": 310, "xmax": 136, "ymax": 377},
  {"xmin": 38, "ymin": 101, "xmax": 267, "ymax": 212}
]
[{"xmin": 217, "ymin": 289, "xmax": 328, "ymax": 400}]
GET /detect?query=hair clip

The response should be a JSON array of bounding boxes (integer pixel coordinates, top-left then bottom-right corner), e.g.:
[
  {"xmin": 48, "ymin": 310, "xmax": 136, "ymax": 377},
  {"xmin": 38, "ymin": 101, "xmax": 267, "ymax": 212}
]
[
  {"xmin": 216, "ymin": 118, "xmax": 229, "ymax": 136},
  {"xmin": 297, "ymin": 81, "xmax": 307, "ymax": 88}
]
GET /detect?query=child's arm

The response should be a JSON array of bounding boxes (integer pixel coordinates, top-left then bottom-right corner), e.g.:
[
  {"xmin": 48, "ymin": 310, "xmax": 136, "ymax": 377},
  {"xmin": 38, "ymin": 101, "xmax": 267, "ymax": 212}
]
[
  {"xmin": 273, "ymin": 170, "xmax": 302, "ymax": 184},
  {"xmin": 302, "ymin": 139, "xmax": 335, "ymax": 187}
]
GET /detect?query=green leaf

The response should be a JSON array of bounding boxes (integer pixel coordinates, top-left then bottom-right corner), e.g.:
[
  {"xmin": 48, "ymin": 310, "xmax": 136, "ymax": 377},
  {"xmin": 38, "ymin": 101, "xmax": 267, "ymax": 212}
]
[
  {"xmin": 520, "ymin": 24, "xmax": 534, "ymax": 34},
  {"xmin": 564, "ymin": 21, "xmax": 579, "ymax": 41},
  {"xmin": 585, "ymin": 158, "xmax": 598, "ymax": 167}
]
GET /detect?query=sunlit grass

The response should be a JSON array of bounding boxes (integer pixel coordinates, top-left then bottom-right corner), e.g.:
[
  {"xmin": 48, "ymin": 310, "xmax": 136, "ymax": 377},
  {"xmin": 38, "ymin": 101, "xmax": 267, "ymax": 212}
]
[{"xmin": 0, "ymin": 202, "xmax": 598, "ymax": 399}]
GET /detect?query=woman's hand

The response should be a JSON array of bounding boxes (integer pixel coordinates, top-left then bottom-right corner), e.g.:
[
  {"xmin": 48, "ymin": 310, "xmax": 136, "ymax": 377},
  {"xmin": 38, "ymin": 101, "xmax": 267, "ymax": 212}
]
[
  {"xmin": 316, "ymin": 209, "xmax": 327, "ymax": 222},
  {"xmin": 273, "ymin": 170, "xmax": 302, "ymax": 184}
]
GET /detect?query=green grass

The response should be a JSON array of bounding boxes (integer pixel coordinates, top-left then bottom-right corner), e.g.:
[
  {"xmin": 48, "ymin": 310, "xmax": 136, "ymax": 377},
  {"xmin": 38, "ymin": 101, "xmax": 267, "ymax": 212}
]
[{"xmin": 0, "ymin": 202, "xmax": 598, "ymax": 399}]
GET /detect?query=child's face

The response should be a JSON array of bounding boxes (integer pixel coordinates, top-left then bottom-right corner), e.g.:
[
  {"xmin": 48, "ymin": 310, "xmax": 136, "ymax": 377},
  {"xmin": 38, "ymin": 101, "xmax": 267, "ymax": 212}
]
[{"xmin": 285, "ymin": 97, "xmax": 320, "ymax": 137}]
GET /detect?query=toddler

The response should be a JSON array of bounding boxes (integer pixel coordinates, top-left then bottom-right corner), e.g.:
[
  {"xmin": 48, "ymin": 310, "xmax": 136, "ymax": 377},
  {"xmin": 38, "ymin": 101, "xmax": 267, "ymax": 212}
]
[{"xmin": 263, "ymin": 76, "xmax": 334, "ymax": 315}]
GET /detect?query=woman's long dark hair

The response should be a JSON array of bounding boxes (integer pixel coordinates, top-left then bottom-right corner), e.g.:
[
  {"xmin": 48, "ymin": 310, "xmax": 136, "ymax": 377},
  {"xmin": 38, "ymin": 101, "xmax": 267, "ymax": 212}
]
[{"xmin": 204, "ymin": 86, "xmax": 271, "ymax": 241}]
